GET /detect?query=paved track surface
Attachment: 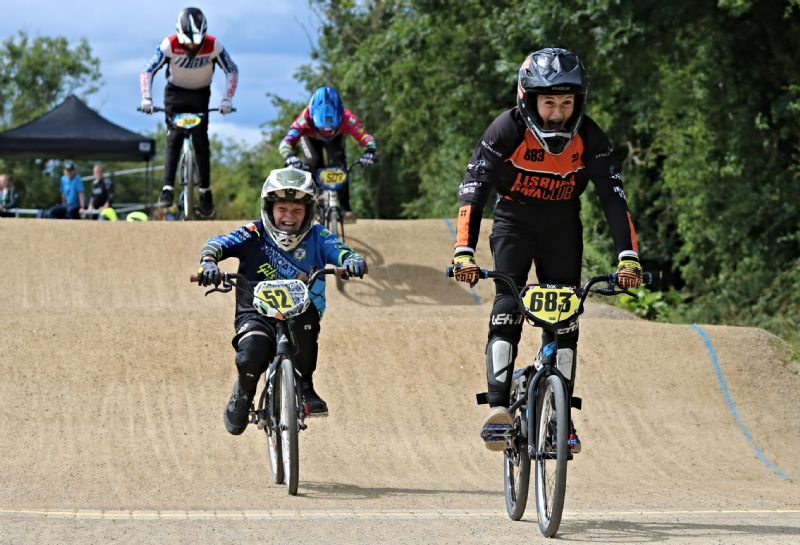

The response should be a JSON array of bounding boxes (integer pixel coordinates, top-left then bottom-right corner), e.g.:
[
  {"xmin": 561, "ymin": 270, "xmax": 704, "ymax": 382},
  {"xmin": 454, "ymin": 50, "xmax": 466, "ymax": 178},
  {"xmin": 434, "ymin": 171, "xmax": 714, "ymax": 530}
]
[{"xmin": 2, "ymin": 218, "xmax": 798, "ymax": 544}]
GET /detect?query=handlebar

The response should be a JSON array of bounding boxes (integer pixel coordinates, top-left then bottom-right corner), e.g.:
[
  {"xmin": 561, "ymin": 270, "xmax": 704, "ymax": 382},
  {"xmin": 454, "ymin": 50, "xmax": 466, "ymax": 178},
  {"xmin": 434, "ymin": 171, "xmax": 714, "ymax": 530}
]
[
  {"xmin": 137, "ymin": 106, "xmax": 237, "ymax": 113},
  {"xmin": 445, "ymin": 266, "xmax": 653, "ymax": 315},
  {"xmin": 190, "ymin": 266, "xmax": 353, "ymax": 294}
]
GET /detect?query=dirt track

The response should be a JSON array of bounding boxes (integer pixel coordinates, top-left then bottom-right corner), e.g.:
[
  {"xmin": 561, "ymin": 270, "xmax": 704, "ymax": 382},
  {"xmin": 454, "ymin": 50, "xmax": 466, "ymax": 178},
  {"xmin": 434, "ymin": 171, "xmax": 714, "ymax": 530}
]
[{"xmin": 1, "ymin": 218, "xmax": 799, "ymax": 544}]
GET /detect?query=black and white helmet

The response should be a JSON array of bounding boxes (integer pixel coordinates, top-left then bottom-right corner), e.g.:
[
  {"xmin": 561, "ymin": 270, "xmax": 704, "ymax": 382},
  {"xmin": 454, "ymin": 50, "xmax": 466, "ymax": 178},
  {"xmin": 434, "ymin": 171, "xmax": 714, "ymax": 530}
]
[
  {"xmin": 260, "ymin": 167, "xmax": 317, "ymax": 251},
  {"xmin": 517, "ymin": 48, "xmax": 588, "ymax": 155},
  {"xmin": 176, "ymin": 7, "xmax": 207, "ymax": 46}
]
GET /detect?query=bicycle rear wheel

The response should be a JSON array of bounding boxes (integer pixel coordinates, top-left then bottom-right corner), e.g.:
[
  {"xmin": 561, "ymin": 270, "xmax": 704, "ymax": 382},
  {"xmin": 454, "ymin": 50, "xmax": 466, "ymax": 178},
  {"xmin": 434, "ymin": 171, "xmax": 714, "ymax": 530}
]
[
  {"xmin": 266, "ymin": 371, "xmax": 284, "ymax": 485},
  {"xmin": 503, "ymin": 418, "xmax": 530, "ymax": 520},
  {"xmin": 534, "ymin": 374, "xmax": 569, "ymax": 537},
  {"xmin": 279, "ymin": 358, "xmax": 299, "ymax": 495}
]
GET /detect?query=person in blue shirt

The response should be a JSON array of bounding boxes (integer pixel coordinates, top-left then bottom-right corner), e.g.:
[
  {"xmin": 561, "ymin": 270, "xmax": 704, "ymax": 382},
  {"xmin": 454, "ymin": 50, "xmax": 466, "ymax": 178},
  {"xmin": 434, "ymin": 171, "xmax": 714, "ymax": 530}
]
[
  {"xmin": 47, "ymin": 161, "xmax": 86, "ymax": 219},
  {"xmin": 196, "ymin": 166, "xmax": 367, "ymax": 435}
]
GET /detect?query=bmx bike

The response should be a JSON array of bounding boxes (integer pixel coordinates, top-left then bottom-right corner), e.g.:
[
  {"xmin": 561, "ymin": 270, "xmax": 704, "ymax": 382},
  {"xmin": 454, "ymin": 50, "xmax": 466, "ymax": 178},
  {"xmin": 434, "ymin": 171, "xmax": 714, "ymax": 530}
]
[
  {"xmin": 311, "ymin": 159, "xmax": 366, "ymax": 243},
  {"xmin": 446, "ymin": 266, "xmax": 651, "ymax": 537},
  {"xmin": 191, "ymin": 266, "xmax": 356, "ymax": 495},
  {"xmin": 139, "ymin": 106, "xmax": 233, "ymax": 220}
]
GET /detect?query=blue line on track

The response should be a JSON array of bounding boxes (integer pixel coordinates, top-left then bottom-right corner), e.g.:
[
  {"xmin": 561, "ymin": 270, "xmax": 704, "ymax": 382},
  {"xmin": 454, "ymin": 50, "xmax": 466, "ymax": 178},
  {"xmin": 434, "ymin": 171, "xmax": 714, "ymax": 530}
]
[
  {"xmin": 443, "ymin": 218, "xmax": 482, "ymax": 305},
  {"xmin": 690, "ymin": 324, "xmax": 791, "ymax": 481}
]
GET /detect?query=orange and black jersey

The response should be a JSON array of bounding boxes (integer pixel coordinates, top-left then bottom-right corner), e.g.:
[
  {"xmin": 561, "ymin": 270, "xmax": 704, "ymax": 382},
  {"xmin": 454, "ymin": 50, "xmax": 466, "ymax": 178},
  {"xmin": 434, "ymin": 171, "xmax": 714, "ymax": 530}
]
[{"xmin": 456, "ymin": 107, "xmax": 638, "ymax": 259}]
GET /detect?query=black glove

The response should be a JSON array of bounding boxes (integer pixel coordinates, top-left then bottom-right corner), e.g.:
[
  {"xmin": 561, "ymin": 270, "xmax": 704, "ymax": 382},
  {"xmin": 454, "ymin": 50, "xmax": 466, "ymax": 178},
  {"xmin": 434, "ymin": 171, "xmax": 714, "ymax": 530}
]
[
  {"xmin": 285, "ymin": 155, "xmax": 302, "ymax": 169},
  {"xmin": 359, "ymin": 149, "xmax": 377, "ymax": 166},
  {"xmin": 197, "ymin": 260, "xmax": 220, "ymax": 286}
]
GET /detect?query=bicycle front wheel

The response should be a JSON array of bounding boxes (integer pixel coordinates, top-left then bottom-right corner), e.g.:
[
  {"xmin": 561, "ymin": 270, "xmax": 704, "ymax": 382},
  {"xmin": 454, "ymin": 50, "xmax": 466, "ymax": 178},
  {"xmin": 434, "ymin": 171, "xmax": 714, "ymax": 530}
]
[
  {"xmin": 178, "ymin": 148, "xmax": 196, "ymax": 220},
  {"xmin": 534, "ymin": 374, "xmax": 569, "ymax": 537},
  {"xmin": 279, "ymin": 358, "xmax": 299, "ymax": 495},
  {"xmin": 266, "ymin": 372, "xmax": 284, "ymax": 485}
]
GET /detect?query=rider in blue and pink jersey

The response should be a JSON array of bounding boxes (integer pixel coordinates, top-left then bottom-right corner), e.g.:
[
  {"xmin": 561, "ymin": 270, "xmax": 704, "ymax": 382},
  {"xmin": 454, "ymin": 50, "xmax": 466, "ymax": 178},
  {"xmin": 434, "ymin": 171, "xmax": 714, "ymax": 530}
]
[
  {"xmin": 279, "ymin": 86, "xmax": 377, "ymax": 222},
  {"xmin": 140, "ymin": 7, "xmax": 238, "ymax": 217}
]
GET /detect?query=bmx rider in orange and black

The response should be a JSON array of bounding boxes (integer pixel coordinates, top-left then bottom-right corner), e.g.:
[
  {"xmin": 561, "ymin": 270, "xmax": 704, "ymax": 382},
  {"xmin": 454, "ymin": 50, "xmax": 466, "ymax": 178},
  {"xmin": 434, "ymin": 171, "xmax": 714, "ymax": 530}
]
[{"xmin": 451, "ymin": 48, "xmax": 643, "ymax": 452}]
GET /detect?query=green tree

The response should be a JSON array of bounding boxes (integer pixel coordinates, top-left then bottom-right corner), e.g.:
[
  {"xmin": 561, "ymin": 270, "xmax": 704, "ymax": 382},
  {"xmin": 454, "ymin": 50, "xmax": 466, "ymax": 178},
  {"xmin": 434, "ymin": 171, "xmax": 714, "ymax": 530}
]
[{"xmin": 0, "ymin": 31, "xmax": 101, "ymax": 208}]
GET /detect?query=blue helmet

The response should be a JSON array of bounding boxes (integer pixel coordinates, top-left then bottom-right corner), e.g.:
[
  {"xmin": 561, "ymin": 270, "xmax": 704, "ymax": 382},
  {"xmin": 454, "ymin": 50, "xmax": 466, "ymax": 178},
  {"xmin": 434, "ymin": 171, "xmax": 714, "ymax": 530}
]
[{"xmin": 309, "ymin": 86, "xmax": 343, "ymax": 140}]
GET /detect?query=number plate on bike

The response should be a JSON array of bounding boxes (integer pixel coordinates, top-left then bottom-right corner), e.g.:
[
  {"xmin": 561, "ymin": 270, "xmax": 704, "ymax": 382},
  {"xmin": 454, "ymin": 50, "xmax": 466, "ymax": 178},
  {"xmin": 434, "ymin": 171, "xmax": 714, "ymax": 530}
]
[
  {"xmin": 173, "ymin": 113, "xmax": 203, "ymax": 129},
  {"xmin": 252, "ymin": 279, "xmax": 309, "ymax": 320},
  {"xmin": 316, "ymin": 168, "xmax": 348, "ymax": 191},
  {"xmin": 521, "ymin": 285, "xmax": 581, "ymax": 324}
]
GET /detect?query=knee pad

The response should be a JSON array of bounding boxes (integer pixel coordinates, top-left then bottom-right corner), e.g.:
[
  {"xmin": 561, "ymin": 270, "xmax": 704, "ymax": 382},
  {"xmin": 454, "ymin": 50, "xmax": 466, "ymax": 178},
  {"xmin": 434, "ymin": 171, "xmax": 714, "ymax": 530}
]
[
  {"xmin": 485, "ymin": 336, "xmax": 517, "ymax": 406},
  {"xmin": 235, "ymin": 334, "xmax": 273, "ymax": 392},
  {"xmin": 554, "ymin": 320, "xmax": 579, "ymax": 383},
  {"xmin": 488, "ymin": 294, "xmax": 524, "ymax": 342}
]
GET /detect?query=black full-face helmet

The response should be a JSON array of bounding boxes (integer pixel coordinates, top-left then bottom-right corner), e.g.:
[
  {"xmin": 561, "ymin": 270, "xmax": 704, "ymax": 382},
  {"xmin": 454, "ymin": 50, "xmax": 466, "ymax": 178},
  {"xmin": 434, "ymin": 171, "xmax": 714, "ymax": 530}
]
[
  {"xmin": 176, "ymin": 7, "xmax": 207, "ymax": 47},
  {"xmin": 517, "ymin": 48, "xmax": 588, "ymax": 155}
]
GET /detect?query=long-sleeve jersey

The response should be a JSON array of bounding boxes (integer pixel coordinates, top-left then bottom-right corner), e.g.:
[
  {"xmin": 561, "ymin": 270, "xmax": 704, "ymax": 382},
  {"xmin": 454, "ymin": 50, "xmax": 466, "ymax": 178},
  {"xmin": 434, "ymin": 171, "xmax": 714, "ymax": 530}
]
[
  {"xmin": 456, "ymin": 107, "xmax": 638, "ymax": 260},
  {"xmin": 200, "ymin": 221, "xmax": 358, "ymax": 317},
  {"xmin": 140, "ymin": 34, "xmax": 238, "ymax": 99},
  {"xmin": 278, "ymin": 107, "xmax": 376, "ymax": 159}
]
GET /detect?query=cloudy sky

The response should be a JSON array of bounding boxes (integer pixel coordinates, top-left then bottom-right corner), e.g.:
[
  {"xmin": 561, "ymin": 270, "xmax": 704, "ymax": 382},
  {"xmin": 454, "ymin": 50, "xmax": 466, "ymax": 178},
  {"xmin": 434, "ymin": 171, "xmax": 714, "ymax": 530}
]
[{"xmin": 1, "ymin": 0, "xmax": 321, "ymax": 146}]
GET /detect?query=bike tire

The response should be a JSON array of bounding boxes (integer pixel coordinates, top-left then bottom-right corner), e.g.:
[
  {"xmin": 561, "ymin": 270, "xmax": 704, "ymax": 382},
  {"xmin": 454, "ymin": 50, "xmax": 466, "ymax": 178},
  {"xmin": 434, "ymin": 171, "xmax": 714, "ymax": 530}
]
[
  {"xmin": 179, "ymin": 148, "xmax": 196, "ymax": 221},
  {"xmin": 327, "ymin": 209, "xmax": 345, "ymax": 289},
  {"xmin": 504, "ymin": 415, "xmax": 531, "ymax": 520},
  {"xmin": 279, "ymin": 358, "xmax": 299, "ymax": 495},
  {"xmin": 266, "ymin": 371, "xmax": 284, "ymax": 485},
  {"xmin": 534, "ymin": 374, "xmax": 569, "ymax": 537}
]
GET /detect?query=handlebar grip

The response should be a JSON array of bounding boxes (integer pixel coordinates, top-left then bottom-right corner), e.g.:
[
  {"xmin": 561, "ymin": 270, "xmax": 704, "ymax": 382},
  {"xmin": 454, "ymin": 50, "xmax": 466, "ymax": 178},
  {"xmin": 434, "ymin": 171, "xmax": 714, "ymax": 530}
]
[
  {"xmin": 190, "ymin": 274, "xmax": 199, "ymax": 283},
  {"xmin": 445, "ymin": 266, "xmax": 454, "ymax": 278},
  {"xmin": 610, "ymin": 272, "xmax": 654, "ymax": 286}
]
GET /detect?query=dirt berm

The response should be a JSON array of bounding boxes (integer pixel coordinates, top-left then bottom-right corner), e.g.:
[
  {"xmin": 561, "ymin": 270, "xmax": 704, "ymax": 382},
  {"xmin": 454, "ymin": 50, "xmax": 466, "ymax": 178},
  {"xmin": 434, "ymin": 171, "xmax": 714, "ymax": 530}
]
[{"xmin": 1, "ymin": 218, "xmax": 798, "ymax": 544}]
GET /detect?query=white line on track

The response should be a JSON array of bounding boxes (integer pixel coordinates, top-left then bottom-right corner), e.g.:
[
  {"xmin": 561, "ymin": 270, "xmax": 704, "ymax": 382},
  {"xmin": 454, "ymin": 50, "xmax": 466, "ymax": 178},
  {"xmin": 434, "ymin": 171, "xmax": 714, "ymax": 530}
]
[{"xmin": 1, "ymin": 508, "xmax": 798, "ymax": 520}]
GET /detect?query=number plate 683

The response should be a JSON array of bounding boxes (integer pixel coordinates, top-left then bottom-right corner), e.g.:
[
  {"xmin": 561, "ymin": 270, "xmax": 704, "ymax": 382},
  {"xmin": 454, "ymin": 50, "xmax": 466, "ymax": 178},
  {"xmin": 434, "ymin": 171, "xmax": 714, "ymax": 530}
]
[{"xmin": 521, "ymin": 286, "xmax": 581, "ymax": 324}]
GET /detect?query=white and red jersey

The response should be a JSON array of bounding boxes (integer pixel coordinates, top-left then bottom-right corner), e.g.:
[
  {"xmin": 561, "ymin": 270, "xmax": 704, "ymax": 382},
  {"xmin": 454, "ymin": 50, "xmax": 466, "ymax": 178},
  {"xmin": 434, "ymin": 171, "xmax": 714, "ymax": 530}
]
[{"xmin": 140, "ymin": 34, "xmax": 238, "ymax": 99}]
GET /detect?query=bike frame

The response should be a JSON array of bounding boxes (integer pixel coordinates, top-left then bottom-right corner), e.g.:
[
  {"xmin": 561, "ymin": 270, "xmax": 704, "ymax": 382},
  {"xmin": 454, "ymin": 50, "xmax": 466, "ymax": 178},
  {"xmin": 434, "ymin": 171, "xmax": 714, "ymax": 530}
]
[
  {"xmin": 197, "ymin": 267, "xmax": 346, "ymax": 432},
  {"xmin": 484, "ymin": 269, "xmax": 641, "ymax": 458}
]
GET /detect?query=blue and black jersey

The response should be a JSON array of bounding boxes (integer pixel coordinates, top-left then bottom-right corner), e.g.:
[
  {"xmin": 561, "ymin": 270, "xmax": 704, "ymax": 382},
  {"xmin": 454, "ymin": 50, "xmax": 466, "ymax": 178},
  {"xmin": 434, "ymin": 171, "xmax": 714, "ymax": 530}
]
[{"xmin": 201, "ymin": 220, "xmax": 357, "ymax": 317}]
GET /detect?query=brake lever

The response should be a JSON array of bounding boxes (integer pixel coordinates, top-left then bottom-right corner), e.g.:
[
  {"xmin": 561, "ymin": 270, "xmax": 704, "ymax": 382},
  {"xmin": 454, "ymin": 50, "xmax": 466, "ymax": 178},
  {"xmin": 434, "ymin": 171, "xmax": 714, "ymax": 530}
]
[{"xmin": 204, "ymin": 284, "xmax": 233, "ymax": 296}]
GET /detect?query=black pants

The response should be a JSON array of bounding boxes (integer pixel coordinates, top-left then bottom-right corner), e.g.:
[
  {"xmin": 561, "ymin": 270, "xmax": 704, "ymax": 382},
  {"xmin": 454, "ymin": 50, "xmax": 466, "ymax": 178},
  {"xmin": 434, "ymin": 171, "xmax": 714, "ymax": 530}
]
[
  {"xmin": 485, "ymin": 199, "xmax": 583, "ymax": 406},
  {"xmin": 46, "ymin": 204, "xmax": 81, "ymax": 219},
  {"xmin": 300, "ymin": 135, "xmax": 351, "ymax": 211},
  {"xmin": 231, "ymin": 308, "xmax": 322, "ymax": 395},
  {"xmin": 164, "ymin": 84, "xmax": 211, "ymax": 189}
]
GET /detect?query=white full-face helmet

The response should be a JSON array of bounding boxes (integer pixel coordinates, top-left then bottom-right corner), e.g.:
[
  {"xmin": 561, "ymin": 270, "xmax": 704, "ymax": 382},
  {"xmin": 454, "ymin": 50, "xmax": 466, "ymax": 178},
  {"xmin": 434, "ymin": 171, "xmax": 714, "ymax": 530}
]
[{"xmin": 260, "ymin": 167, "xmax": 317, "ymax": 251}]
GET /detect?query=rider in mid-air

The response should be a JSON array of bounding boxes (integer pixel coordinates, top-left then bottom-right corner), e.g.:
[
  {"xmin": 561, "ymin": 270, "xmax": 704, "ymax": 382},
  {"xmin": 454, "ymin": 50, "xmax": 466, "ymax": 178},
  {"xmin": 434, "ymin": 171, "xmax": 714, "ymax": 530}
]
[
  {"xmin": 196, "ymin": 167, "xmax": 368, "ymax": 435},
  {"xmin": 279, "ymin": 86, "xmax": 377, "ymax": 223},
  {"xmin": 451, "ymin": 48, "xmax": 644, "ymax": 452},
  {"xmin": 140, "ymin": 7, "xmax": 238, "ymax": 217}
]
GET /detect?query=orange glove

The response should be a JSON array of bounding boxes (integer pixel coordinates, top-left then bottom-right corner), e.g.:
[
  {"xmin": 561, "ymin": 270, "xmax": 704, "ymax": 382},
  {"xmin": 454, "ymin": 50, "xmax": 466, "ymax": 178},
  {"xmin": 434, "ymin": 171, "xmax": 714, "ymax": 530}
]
[{"xmin": 453, "ymin": 252, "xmax": 481, "ymax": 287}]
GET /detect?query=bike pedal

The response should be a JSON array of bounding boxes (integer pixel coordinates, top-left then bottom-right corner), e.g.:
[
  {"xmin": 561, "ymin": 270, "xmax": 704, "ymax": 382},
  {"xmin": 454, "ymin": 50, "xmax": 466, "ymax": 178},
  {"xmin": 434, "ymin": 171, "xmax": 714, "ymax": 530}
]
[
  {"xmin": 305, "ymin": 411, "xmax": 329, "ymax": 418},
  {"xmin": 480, "ymin": 425, "xmax": 513, "ymax": 441}
]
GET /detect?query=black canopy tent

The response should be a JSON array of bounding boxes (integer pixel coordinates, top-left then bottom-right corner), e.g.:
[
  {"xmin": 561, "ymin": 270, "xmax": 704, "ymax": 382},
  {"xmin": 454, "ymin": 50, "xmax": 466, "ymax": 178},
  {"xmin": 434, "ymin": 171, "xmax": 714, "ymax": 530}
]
[
  {"xmin": 0, "ymin": 94, "xmax": 155, "ymax": 161},
  {"xmin": 0, "ymin": 95, "xmax": 158, "ymax": 216}
]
